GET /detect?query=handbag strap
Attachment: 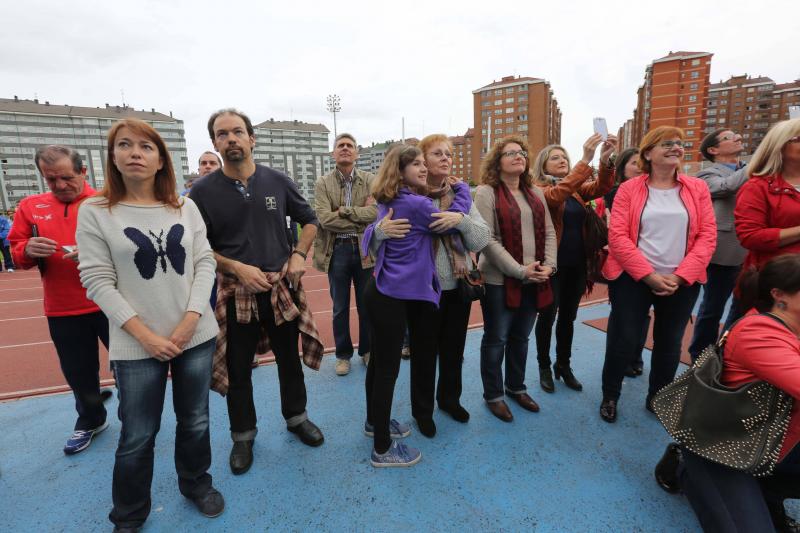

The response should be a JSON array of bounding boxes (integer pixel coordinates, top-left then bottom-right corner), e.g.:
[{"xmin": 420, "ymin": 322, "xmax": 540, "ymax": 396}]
[{"xmin": 717, "ymin": 312, "xmax": 793, "ymax": 362}]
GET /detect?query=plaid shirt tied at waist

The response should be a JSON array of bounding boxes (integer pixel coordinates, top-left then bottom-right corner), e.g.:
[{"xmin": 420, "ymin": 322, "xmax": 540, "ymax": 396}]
[{"xmin": 210, "ymin": 265, "xmax": 324, "ymax": 395}]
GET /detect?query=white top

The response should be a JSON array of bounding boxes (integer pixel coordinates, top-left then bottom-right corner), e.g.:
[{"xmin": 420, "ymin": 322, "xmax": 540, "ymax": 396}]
[
  {"xmin": 76, "ymin": 197, "xmax": 219, "ymax": 361},
  {"xmin": 638, "ymin": 186, "xmax": 688, "ymax": 275}
]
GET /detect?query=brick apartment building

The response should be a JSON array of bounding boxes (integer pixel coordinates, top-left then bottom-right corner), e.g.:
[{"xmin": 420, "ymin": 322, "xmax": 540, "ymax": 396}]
[
  {"xmin": 707, "ymin": 75, "xmax": 800, "ymax": 157},
  {"xmin": 449, "ymin": 128, "xmax": 474, "ymax": 183},
  {"xmin": 472, "ymin": 75, "xmax": 561, "ymax": 183},
  {"xmin": 619, "ymin": 51, "xmax": 713, "ymax": 174}
]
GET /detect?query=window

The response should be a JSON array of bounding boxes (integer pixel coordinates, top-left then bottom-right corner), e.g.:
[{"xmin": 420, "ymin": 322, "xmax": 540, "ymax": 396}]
[
  {"xmin": 494, "ymin": 109, "xmax": 502, "ymax": 115},
  {"xmin": 494, "ymin": 99, "xmax": 502, "ymax": 105},
  {"xmin": 518, "ymin": 94, "xmax": 528, "ymax": 101},
  {"xmin": 481, "ymin": 100, "xmax": 490, "ymax": 107},
  {"xmin": 505, "ymin": 117, "xmax": 513, "ymax": 123},
  {"xmin": 686, "ymin": 130, "xmax": 695, "ymax": 136},
  {"xmin": 494, "ymin": 90, "xmax": 502, "ymax": 96},
  {"xmin": 517, "ymin": 114, "xmax": 528, "ymax": 121},
  {"xmin": 719, "ymin": 118, "xmax": 726, "ymax": 124},
  {"xmin": 684, "ymin": 142, "xmax": 694, "ymax": 148},
  {"xmin": 691, "ymin": 71, "xmax": 700, "ymax": 79},
  {"xmin": 688, "ymin": 95, "xmax": 697, "ymax": 102},
  {"xmin": 505, "ymin": 107, "xmax": 514, "ymax": 113},
  {"xmin": 495, "ymin": 118, "xmax": 502, "ymax": 124},
  {"xmin": 505, "ymin": 127, "xmax": 514, "ymax": 134},
  {"xmin": 684, "ymin": 154, "xmax": 693, "ymax": 160},
  {"xmin": 505, "ymin": 98, "xmax": 514, "ymax": 103},
  {"xmin": 518, "ymin": 124, "xmax": 528, "ymax": 131},
  {"xmin": 519, "ymin": 84, "xmax": 528, "ymax": 91},
  {"xmin": 706, "ymin": 109, "xmax": 716, "ymax": 116},
  {"xmin": 747, "ymin": 87, "xmax": 755, "ymax": 93},
  {"xmin": 690, "ymin": 83, "xmax": 699, "ymax": 90},
  {"xmin": 687, "ymin": 119, "xmax": 696, "ymax": 126},
  {"xmin": 688, "ymin": 106, "xmax": 697, "ymax": 114},
  {"xmin": 691, "ymin": 59, "xmax": 700, "ymax": 66},
  {"xmin": 506, "ymin": 88, "xmax": 514, "ymax": 94}
]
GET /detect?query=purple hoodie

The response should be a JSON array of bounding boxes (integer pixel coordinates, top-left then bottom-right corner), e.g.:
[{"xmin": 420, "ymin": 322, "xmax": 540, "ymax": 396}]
[{"xmin": 362, "ymin": 183, "xmax": 472, "ymax": 305}]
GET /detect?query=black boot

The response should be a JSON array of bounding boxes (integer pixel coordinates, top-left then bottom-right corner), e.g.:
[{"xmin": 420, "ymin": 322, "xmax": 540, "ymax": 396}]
[
  {"xmin": 553, "ymin": 363, "xmax": 583, "ymax": 391},
  {"xmin": 539, "ymin": 367, "xmax": 555, "ymax": 393},
  {"xmin": 654, "ymin": 443, "xmax": 682, "ymax": 494}
]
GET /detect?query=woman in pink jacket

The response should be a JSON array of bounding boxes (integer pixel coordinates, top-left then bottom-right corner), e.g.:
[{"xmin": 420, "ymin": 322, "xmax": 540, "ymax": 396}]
[{"xmin": 599, "ymin": 126, "xmax": 716, "ymax": 423}]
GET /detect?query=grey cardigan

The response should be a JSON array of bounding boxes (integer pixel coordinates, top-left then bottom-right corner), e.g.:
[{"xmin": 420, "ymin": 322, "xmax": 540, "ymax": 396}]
[{"xmin": 696, "ymin": 163, "xmax": 748, "ymax": 266}]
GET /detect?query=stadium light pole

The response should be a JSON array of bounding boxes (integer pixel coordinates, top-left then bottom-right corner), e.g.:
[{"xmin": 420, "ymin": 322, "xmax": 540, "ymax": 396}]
[{"xmin": 326, "ymin": 94, "xmax": 341, "ymax": 139}]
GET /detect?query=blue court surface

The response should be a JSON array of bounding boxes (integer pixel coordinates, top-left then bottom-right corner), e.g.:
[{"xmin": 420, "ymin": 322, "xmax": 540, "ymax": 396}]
[{"xmin": 1, "ymin": 301, "xmax": 796, "ymax": 532}]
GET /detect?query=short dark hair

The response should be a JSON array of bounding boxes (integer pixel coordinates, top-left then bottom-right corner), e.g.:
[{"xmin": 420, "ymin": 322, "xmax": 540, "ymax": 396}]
[
  {"xmin": 334, "ymin": 133, "xmax": 357, "ymax": 147},
  {"xmin": 700, "ymin": 129, "xmax": 729, "ymax": 162},
  {"xmin": 207, "ymin": 108, "xmax": 254, "ymax": 140},
  {"xmin": 34, "ymin": 145, "xmax": 84, "ymax": 175},
  {"xmin": 739, "ymin": 254, "xmax": 800, "ymax": 312}
]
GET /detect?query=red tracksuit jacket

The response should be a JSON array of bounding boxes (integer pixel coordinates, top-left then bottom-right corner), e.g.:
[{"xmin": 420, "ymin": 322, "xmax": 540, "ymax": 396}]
[{"xmin": 9, "ymin": 185, "xmax": 101, "ymax": 317}]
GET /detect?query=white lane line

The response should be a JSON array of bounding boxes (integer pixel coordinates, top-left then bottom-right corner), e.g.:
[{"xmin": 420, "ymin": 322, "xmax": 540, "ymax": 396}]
[
  {"xmin": 0, "ymin": 315, "xmax": 44, "ymax": 322},
  {"xmin": 0, "ymin": 287, "xmax": 42, "ymax": 291},
  {"xmin": 0, "ymin": 298, "xmax": 43, "ymax": 304},
  {"xmin": 0, "ymin": 340, "xmax": 52, "ymax": 349}
]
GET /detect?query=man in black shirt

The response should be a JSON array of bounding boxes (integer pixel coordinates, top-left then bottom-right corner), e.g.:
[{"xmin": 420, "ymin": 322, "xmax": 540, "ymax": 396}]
[{"xmin": 191, "ymin": 108, "xmax": 323, "ymax": 475}]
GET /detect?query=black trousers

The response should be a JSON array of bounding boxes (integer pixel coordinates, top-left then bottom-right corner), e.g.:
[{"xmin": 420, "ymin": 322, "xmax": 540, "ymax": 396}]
[
  {"xmin": 364, "ymin": 277, "xmax": 437, "ymax": 453},
  {"xmin": 535, "ymin": 264, "xmax": 586, "ymax": 368},
  {"xmin": 225, "ymin": 291, "xmax": 307, "ymax": 440},
  {"xmin": 47, "ymin": 311, "xmax": 110, "ymax": 431},
  {"xmin": 432, "ymin": 289, "xmax": 472, "ymax": 418}
]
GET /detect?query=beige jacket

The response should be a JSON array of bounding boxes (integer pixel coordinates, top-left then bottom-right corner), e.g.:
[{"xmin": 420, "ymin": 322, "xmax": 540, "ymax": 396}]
[
  {"xmin": 474, "ymin": 184, "xmax": 557, "ymax": 286},
  {"xmin": 312, "ymin": 167, "xmax": 377, "ymax": 272}
]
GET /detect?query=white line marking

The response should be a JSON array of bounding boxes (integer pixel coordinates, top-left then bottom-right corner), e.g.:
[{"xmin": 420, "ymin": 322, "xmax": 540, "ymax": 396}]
[
  {"xmin": 0, "ymin": 340, "xmax": 52, "ymax": 349},
  {"xmin": 0, "ymin": 315, "xmax": 44, "ymax": 322},
  {"xmin": 0, "ymin": 298, "xmax": 43, "ymax": 304},
  {"xmin": 0, "ymin": 286, "xmax": 42, "ymax": 292}
]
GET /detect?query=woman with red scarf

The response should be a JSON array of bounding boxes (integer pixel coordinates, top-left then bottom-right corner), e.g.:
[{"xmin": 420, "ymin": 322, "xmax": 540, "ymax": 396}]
[{"xmin": 474, "ymin": 136, "xmax": 557, "ymax": 422}]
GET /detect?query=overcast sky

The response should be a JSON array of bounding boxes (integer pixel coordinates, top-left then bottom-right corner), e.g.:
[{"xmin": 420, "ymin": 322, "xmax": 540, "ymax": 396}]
[{"xmin": 2, "ymin": 0, "xmax": 797, "ymax": 172}]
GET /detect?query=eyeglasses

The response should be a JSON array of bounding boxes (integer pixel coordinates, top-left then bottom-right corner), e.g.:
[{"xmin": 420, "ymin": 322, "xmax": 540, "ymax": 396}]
[
  {"xmin": 718, "ymin": 134, "xmax": 742, "ymax": 143},
  {"xmin": 787, "ymin": 136, "xmax": 800, "ymax": 144},
  {"xmin": 659, "ymin": 140, "xmax": 685, "ymax": 149},
  {"xmin": 501, "ymin": 150, "xmax": 528, "ymax": 159},
  {"xmin": 430, "ymin": 150, "xmax": 453, "ymax": 159}
]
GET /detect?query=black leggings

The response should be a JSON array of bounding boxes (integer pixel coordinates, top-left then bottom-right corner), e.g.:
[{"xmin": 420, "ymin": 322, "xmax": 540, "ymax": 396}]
[
  {"xmin": 364, "ymin": 277, "xmax": 437, "ymax": 453},
  {"xmin": 535, "ymin": 264, "xmax": 586, "ymax": 368}
]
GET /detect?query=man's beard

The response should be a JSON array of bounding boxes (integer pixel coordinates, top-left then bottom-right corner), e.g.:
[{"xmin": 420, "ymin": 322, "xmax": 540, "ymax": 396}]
[{"xmin": 225, "ymin": 148, "xmax": 245, "ymax": 162}]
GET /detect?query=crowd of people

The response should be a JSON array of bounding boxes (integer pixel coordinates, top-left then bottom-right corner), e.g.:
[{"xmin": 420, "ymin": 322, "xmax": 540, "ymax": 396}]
[{"xmin": 6, "ymin": 108, "xmax": 799, "ymax": 532}]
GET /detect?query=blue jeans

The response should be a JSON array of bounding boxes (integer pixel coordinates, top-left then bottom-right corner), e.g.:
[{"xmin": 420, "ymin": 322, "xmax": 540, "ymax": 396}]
[
  {"xmin": 109, "ymin": 339, "xmax": 215, "ymax": 529},
  {"xmin": 480, "ymin": 284, "xmax": 538, "ymax": 402},
  {"xmin": 688, "ymin": 263, "xmax": 742, "ymax": 361},
  {"xmin": 601, "ymin": 273, "xmax": 700, "ymax": 402},
  {"xmin": 680, "ymin": 444, "xmax": 800, "ymax": 532},
  {"xmin": 327, "ymin": 240, "xmax": 372, "ymax": 359}
]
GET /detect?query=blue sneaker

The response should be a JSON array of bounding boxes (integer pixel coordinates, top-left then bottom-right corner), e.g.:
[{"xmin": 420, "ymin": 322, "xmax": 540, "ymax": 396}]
[
  {"xmin": 364, "ymin": 419, "xmax": 411, "ymax": 439},
  {"xmin": 370, "ymin": 441, "xmax": 422, "ymax": 468},
  {"xmin": 63, "ymin": 421, "xmax": 109, "ymax": 455}
]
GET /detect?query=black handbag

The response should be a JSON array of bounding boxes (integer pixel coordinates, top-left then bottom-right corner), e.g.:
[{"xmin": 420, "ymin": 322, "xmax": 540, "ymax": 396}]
[
  {"xmin": 583, "ymin": 203, "xmax": 609, "ymax": 284},
  {"xmin": 651, "ymin": 313, "xmax": 794, "ymax": 477},
  {"xmin": 458, "ymin": 268, "xmax": 485, "ymax": 303}
]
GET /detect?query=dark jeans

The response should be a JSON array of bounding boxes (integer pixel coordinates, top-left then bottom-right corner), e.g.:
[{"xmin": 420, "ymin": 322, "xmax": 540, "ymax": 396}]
[
  {"xmin": 364, "ymin": 277, "xmax": 437, "ymax": 453},
  {"xmin": 601, "ymin": 273, "xmax": 700, "ymax": 402},
  {"xmin": 327, "ymin": 240, "xmax": 372, "ymax": 359},
  {"xmin": 688, "ymin": 263, "xmax": 743, "ymax": 361},
  {"xmin": 480, "ymin": 283, "xmax": 538, "ymax": 402},
  {"xmin": 225, "ymin": 291, "xmax": 307, "ymax": 441},
  {"xmin": 47, "ymin": 311, "xmax": 110, "ymax": 431},
  {"xmin": 680, "ymin": 443, "xmax": 800, "ymax": 532},
  {"xmin": 535, "ymin": 264, "xmax": 586, "ymax": 368},
  {"xmin": 109, "ymin": 339, "xmax": 215, "ymax": 529},
  {"xmin": 1, "ymin": 244, "xmax": 13, "ymax": 270}
]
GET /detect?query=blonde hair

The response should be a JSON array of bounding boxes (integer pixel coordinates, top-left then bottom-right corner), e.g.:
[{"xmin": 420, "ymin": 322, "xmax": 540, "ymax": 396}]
[
  {"xmin": 531, "ymin": 144, "xmax": 570, "ymax": 185},
  {"xmin": 371, "ymin": 144, "xmax": 422, "ymax": 203},
  {"xmin": 638, "ymin": 126, "xmax": 685, "ymax": 174},
  {"xmin": 479, "ymin": 136, "xmax": 532, "ymax": 187},
  {"xmin": 747, "ymin": 119, "xmax": 800, "ymax": 178}
]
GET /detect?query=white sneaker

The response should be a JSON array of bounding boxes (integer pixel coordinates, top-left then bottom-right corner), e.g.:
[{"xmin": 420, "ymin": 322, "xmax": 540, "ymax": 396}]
[
  {"xmin": 6, "ymin": 268, "xmax": 13, "ymax": 273},
  {"xmin": 362, "ymin": 352, "xmax": 370, "ymax": 366},
  {"xmin": 335, "ymin": 359, "xmax": 350, "ymax": 376}
]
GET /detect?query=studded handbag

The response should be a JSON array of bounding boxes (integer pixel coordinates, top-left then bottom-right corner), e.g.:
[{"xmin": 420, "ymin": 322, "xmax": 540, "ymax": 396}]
[{"xmin": 651, "ymin": 313, "xmax": 794, "ymax": 477}]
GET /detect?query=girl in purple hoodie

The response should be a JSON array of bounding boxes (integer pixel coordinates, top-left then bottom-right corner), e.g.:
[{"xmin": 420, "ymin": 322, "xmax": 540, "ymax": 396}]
[{"xmin": 361, "ymin": 144, "xmax": 471, "ymax": 467}]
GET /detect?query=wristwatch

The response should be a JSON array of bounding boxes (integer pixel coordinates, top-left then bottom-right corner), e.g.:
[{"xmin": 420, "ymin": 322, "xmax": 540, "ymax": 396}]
[{"xmin": 292, "ymin": 249, "xmax": 307, "ymax": 260}]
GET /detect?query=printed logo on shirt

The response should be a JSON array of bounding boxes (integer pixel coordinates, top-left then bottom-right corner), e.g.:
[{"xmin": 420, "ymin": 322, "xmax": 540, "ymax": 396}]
[
  {"xmin": 265, "ymin": 196, "xmax": 277, "ymax": 210},
  {"xmin": 31, "ymin": 214, "xmax": 53, "ymax": 221},
  {"xmin": 123, "ymin": 224, "xmax": 186, "ymax": 280},
  {"xmin": 35, "ymin": 204, "xmax": 50, "ymax": 209}
]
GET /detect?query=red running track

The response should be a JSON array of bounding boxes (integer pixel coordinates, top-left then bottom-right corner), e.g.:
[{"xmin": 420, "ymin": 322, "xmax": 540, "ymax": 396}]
[{"xmin": 0, "ymin": 260, "xmax": 607, "ymax": 401}]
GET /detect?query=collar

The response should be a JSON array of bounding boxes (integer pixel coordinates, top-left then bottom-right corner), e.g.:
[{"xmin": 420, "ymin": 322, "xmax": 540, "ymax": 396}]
[{"xmin": 335, "ymin": 166, "xmax": 357, "ymax": 183}]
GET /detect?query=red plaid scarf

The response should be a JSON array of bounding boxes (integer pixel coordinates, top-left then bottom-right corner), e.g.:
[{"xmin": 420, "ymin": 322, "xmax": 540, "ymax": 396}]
[
  {"xmin": 210, "ymin": 265, "xmax": 323, "ymax": 395},
  {"xmin": 494, "ymin": 181, "xmax": 553, "ymax": 309}
]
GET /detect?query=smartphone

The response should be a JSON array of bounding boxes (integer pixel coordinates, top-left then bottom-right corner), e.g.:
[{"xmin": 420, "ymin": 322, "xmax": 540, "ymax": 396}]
[
  {"xmin": 61, "ymin": 245, "xmax": 76, "ymax": 253},
  {"xmin": 593, "ymin": 118, "xmax": 609, "ymax": 141}
]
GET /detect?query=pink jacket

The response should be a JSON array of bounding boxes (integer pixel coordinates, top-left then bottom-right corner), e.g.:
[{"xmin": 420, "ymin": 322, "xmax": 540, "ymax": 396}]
[{"xmin": 602, "ymin": 174, "xmax": 716, "ymax": 284}]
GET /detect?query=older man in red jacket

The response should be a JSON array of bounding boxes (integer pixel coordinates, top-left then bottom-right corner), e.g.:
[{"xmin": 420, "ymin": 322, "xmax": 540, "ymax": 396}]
[{"xmin": 9, "ymin": 145, "xmax": 110, "ymax": 455}]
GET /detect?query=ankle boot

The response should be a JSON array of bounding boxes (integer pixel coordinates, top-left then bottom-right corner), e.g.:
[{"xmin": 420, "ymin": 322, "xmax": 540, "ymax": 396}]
[
  {"xmin": 539, "ymin": 367, "xmax": 555, "ymax": 393},
  {"xmin": 554, "ymin": 363, "xmax": 583, "ymax": 391}
]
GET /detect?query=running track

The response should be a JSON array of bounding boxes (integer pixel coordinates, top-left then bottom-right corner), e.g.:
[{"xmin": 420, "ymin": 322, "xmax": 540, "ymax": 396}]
[{"xmin": 0, "ymin": 261, "xmax": 607, "ymax": 400}]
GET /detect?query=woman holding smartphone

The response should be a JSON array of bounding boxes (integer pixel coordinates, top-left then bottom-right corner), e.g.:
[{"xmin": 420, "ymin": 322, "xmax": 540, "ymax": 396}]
[{"xmin": 76, "ymin": 119, "xmax": 222, "ymax": 531}]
